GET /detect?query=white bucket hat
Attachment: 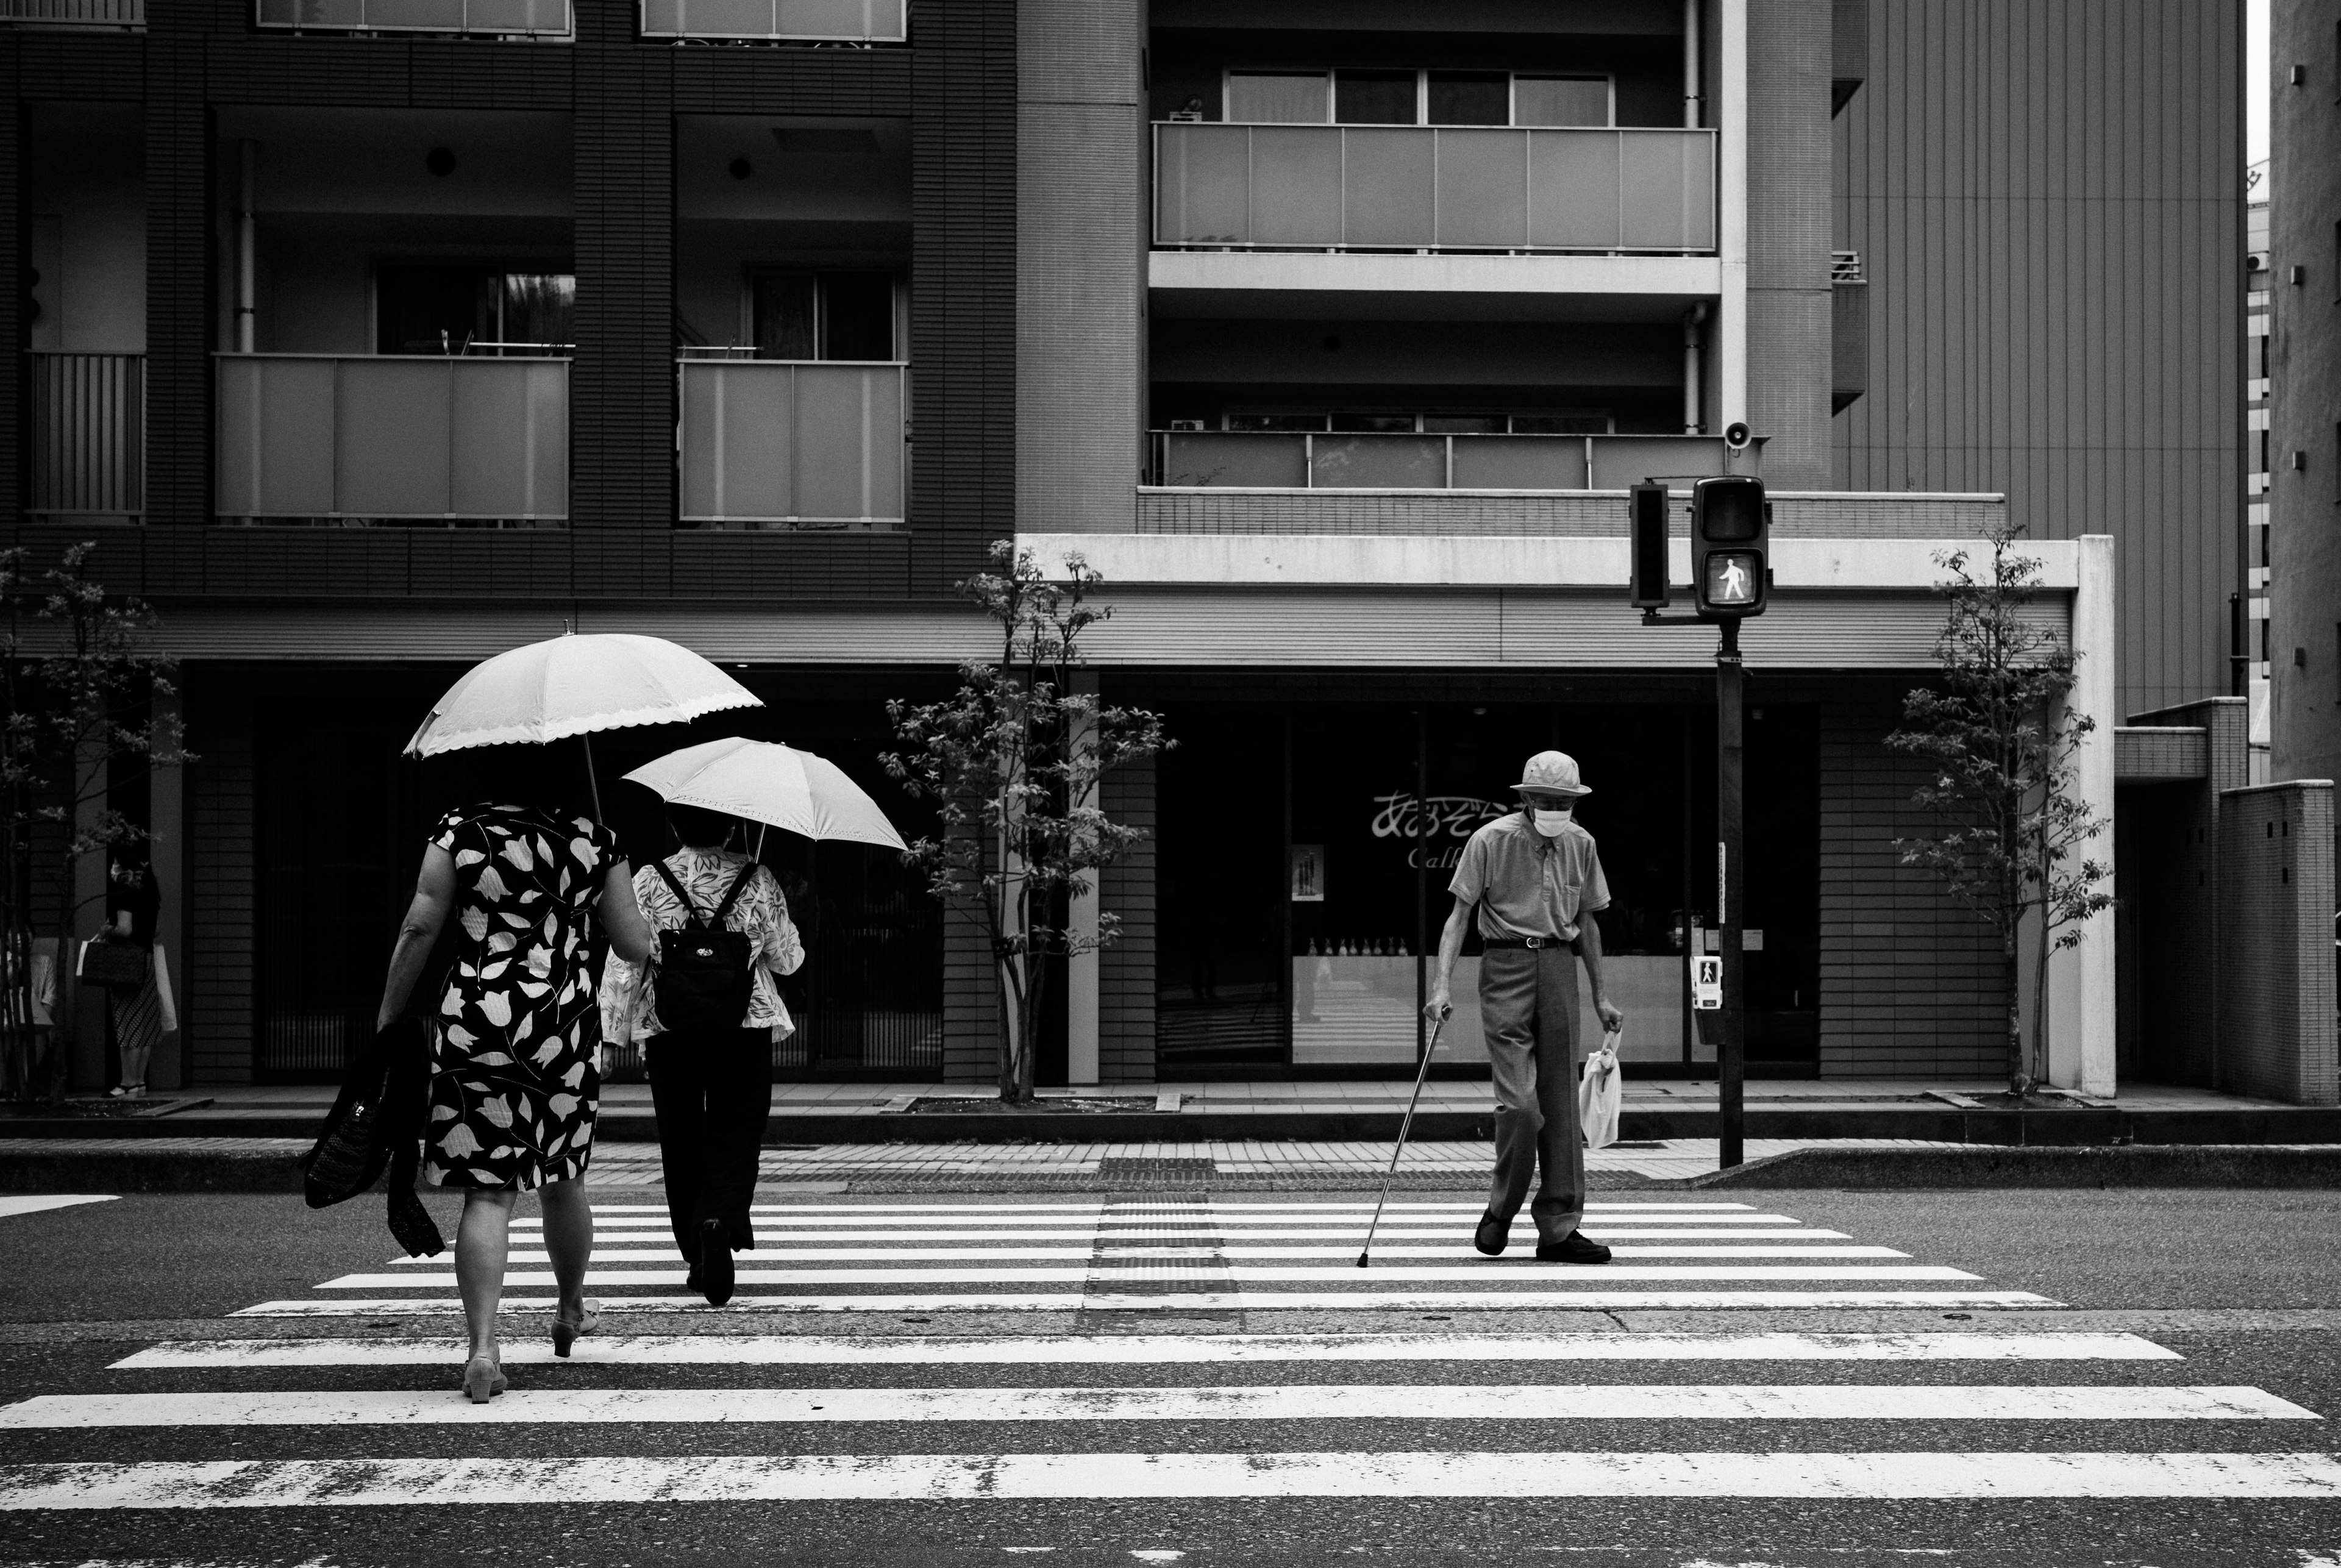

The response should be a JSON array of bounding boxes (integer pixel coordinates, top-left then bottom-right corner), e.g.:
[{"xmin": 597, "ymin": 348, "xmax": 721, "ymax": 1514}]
[{"xmin": 1514, "ymin": 750, "xmax": 1592, "ymax": 797}]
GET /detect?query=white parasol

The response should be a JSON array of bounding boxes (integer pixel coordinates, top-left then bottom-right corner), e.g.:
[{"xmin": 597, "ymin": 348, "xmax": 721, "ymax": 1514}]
[
  {"xmin": 622, "ymin": 738, "xmax": 908, "ymax": 852},
  {"xmin": 404, "ymin": 632, "xmax": 761, "ymax": 817}
]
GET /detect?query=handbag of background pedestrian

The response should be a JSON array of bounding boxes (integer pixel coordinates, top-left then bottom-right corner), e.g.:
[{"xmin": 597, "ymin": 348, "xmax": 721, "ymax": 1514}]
[
  {"xmin": 76, "ymin": 938, "xmax": 147, "ymax": 991},
  {"xmin": 651, "ymin": 860, "xmax": 757, "ymax": 1032}
]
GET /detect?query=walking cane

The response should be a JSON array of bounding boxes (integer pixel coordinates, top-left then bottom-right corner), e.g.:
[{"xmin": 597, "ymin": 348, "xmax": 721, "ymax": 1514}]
[{"xmin": 1356, "ymin": 1013, "xmax": 1447, "ymax": 1269}]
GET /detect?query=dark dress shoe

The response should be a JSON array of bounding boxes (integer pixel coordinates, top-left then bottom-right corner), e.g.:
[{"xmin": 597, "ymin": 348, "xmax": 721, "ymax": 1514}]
[
  {"xmin": 698, "ymin": 1217, "xmax": 735, "ymax": 1306},
  {"xmin": 1534, "ymin": 1230, "xmax": 1612, "ymax": 1265},
  {"xmin": 1473, "ymin": 1213, "xmax": 1510, "ymax": 1256}
]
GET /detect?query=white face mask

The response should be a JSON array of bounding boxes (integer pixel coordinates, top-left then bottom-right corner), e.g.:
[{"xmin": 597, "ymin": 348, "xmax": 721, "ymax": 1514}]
[{"xmin": 1530, "ymin": 807, "xmax": 1572, "ymax": 836}]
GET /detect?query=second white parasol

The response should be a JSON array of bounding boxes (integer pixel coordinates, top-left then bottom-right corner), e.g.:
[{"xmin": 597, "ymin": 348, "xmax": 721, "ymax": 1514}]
[
  {"xmin": 403, "ymin": 632, "xmax": 763, "ymax": 818},
  {"xmin": 623, "ymin": 737, "xmax": 908, "ymax": 852}
]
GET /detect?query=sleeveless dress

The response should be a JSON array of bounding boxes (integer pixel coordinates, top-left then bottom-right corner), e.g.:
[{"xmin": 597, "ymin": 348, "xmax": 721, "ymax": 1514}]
[{"xmin": 423, "ymin": 804, "xmax": 618, "ymax": 1191}]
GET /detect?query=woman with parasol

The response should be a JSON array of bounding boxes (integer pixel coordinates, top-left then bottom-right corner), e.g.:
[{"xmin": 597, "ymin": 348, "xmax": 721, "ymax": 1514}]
[{"xmin": 373, "ymin": 632, "xmax": 760, "ymax": 1403}]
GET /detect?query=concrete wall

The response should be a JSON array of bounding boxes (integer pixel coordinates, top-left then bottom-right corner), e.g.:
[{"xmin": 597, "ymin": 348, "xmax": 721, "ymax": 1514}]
[
  {"xmin": 1016, "ymin": 0, "xmax": 1146, "ymax": 532},
  {"xmin": 2268, "ymin": 0, "xmax": 2341, "ymax": 782},
  {"xmin": 2215, "ymin": 780, "xmax": 2337, "ymax": 1104},
  {"xmin": 1745, "ymin": 0, "xmax": 1834, "ymax": 488}
]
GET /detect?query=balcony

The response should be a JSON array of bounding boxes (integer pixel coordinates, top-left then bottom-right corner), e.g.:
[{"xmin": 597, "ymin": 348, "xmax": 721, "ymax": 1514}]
[
  {"xmin": 640, "ymin": 0, "xmax": 902, "ymax": 41},
  {"xmin": 30, "ymin": 353, "xmax": 143, "ymax": 521},
  {"xmin": 253, "ymin": 0, "xmax": 570, "ymax": 36},
  {"xmin": 677, "ymin": 357, "xmax": 905, "ymax": 530},
  {"xmin": 1154, "ymin": 124, "xmax": 1716, "ymax": 255},
  {"xmin": 2, "ymin": 0, "xmax": 141, "ymax": 26},
  {"xmin": 1152, "ymin": 430, "xmax": 1750, "ymax": 493},
  {"xmin": 216, "ymin": 355, "xmax": 567, "ymax": 526}
]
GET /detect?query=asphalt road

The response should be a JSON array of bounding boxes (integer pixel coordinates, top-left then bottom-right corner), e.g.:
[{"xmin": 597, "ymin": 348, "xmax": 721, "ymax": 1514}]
[{"xmin": 2, "ymin": 1185, "xmax": 2339, "ymax": 1567}]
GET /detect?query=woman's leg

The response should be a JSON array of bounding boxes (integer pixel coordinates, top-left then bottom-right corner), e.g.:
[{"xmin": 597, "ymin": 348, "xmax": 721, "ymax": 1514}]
[
  {"xmin": 119, "ymin": 1043, "xmax": 151, "ymax": 1090},
  {"xmin": 537, "ymin": 1177, "xmax": 594, "ymax": 1321},
  {"xmin": 645, "ymin": 1037, "xmax": 708, "ymax": 1263},
  {"xmin": 455, "ymin": 1188, "xmax": 518, "ymax": 1359}
]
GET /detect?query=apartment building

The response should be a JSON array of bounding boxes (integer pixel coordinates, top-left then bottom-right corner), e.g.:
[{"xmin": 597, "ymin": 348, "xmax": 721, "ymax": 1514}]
[{"xmin": 7, "ymin": 0, "xmax": 2242, "ymax": 1099}]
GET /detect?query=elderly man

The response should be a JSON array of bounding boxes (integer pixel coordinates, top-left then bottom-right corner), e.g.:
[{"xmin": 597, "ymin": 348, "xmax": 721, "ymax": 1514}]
[{"xmin": 1425, "ymin": 750, "xmax": 1625, "ymax": 1264}]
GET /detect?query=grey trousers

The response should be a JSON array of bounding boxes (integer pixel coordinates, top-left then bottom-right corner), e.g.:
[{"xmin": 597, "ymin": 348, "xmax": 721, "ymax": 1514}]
[{"xmin": 1478, "ymin": 944, "xmax": 1585, "ymax": 1244}]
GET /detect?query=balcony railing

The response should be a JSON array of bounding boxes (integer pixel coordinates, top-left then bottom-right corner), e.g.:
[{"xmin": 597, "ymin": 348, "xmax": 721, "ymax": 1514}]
[
  {"xmin": 216, "ymin": 355, "xmax": 567, "ymax": 524},
  {"xmin": 640, "ymin": 0, "xmax": 902, "ymax": 41},
  {"xmin": 2, "ymin": 0, "xmax": 142, "ymax": 26},
  {"xmin": 1152, "ymin": 430, "xmax": 1753, "ymax": 491},
  {"xmin": 678, "ymin": 357, "xmax": 905, "ymax": 529},
  {"xmin": 1154, "ymin": 123, "xmax": 1717, "ymax": 254},
  {"xmin": 254, "ymin": 0, "xmax": 570, "ymax": 35},
  {"xmin": 30, "ymin": 352, "xmax": 143, "ymax": 519}
]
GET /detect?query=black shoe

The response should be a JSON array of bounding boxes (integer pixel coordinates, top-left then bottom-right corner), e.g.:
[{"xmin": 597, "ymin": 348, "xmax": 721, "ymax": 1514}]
[
  {"xmin": 1534, "ymin": 1230, "xmax": 1612, "ymax": 1265},
  {"xmin": 698, "ymin": 1218, "xmax": 735, "ymax": 1306},
  {"xmin": 1473, "ymin": 1213, "xmax": 1511, "ymax": 1257}
]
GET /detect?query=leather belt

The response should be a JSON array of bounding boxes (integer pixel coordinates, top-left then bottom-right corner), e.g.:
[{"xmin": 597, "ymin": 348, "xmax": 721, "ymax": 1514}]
[{"xmin": 1482, "ymin": 935, "xmax": 1567, "ymax": 950}]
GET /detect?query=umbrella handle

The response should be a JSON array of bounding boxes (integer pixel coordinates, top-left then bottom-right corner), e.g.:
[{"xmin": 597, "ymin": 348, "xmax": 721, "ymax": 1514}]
[{"xmin": 582, "ymin": 735, "xmax": 605, "ymax": 823}]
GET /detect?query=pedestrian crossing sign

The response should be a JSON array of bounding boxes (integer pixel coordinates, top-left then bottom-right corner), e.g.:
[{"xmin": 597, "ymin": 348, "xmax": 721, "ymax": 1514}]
[{"xmin": 1691, "ymin": 953, "xmax": 1722, "ymax": 1010}]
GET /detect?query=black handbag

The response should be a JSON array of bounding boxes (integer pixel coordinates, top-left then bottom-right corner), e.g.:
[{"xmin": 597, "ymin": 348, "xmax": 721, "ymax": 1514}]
[
  {"xmin": 78, "ymin": 939, "xmax": 147, "ymax": 991},
  {"xmin": 299, "ymin": 1018, "xmax": 444, "ymax": 1257},
  {"xmin": 651, "ymin": 860, "xmax": 757, "ymax": 1031}
]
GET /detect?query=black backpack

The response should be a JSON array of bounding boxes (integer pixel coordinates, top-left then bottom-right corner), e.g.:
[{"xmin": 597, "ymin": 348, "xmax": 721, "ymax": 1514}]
[{"xmin": 651, "ymin": 860, "xmax": 757, "ymax": 1031}]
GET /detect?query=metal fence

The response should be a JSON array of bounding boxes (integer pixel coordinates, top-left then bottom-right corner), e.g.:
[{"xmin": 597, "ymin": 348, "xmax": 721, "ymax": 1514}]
[
  {"xmin": 1155, "ymin": 123, "xmax": 1717, "ymax": 254},
  {"xmin": 1, "ymin": 0, "xmax": 143, "ymax": 25},
  {"xmin": 677, "ymin": 358, "xmax": 906, "ymax": 529},
  {"xmin": 254, "ymin": 0, "xmax": 569, "ymax": 34},
  {"xmin": 1152, "ymin": 430, "xmax": 1751, "ymax": 491},
  {"xmin": 29, "ymin": 352, "xmax": 143, "ymax": 518},
  {"xmin": 640, "ymin": 0, "xmax": 902, "ymax": 41},
  {"xmin": 216, "ymin": 354, "xmax": 568, "ymax": 524}
]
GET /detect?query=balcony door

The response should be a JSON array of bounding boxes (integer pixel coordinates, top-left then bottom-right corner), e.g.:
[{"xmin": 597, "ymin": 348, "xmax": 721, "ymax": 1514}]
[{"xmin": 376, "ymin": 266, "xmax": 574, "ymax": 356}]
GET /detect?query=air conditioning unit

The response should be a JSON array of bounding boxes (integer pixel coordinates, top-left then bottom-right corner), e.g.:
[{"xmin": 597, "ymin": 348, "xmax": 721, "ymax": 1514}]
[
  {"xmin": 1168, "ymin": 419, "xmax": 1205, "ymax": 432},
  {"xmin": 2248, "ymin": 251, "xmax": 2269, "ymax": 273}
]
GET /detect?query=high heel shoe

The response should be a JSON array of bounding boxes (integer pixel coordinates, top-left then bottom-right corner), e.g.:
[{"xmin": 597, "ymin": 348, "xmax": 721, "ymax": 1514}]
[
  {"xmin": 551, "ymin": 1300, "xmax": 601, "ymax": 1359},
  {"xmin": 461, "ymin": 1353, "xmax": 507, "ymax": 1404}
]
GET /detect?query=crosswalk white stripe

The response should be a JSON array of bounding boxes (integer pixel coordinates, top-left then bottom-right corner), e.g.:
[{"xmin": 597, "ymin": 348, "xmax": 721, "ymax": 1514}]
[
  {"xmin": 10, "ymin": 1451, "xmax": 2339, "ymax": 1506},
  {"xmin": 10, "ymin": 1384, "xmax": 2309, "ymax": 1430},
  {"xmin": 553, "ymin": 1203, "xmax": 1760, "ymax": 1217},
  {"xmin": 111, "ymin": 1332, "xmax": 2182, "ymax": 1370},
  {"xmin": 235, "ymin": 1290, "xmax": 2062, "ymax": 1315},
  {"xmin": 521, "ymin": 1213, "xmax": 1810, "ymax": 1229},
  {"xmin": 0, "ymin": 1194, "xmax": 117, "ymax": 1220},
  {"xmin": 433, "ymin": 1245, "xmax": 1911, "ymax": 1266},
  {"xmin": 325, "ymin": 1264, "xmax": 1976, "ymax": 1288},
  {"xmin": 504, "ymin": 1228, "xmax": 1856, "ymax": 1243}
]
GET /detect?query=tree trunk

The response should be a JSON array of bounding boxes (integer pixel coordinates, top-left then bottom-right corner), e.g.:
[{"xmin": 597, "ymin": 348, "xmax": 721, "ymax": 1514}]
[
  {"xmin": 2003, "ymin": 928, "xmax": 2028, "ymax": 1099},
  {"xmin": 994, "ymin": 947, "xmax": 1024, "ymax": 1102},
  {"xmin": 2029, "ymin": 903, "xmax": 2054, "ymax": 1098}
]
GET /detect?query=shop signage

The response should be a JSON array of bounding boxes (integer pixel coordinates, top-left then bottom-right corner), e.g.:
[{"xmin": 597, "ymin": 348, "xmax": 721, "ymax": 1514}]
[{"xmin": 1370, "ymin": 792, "xmax": 1513, "ymax": 869}]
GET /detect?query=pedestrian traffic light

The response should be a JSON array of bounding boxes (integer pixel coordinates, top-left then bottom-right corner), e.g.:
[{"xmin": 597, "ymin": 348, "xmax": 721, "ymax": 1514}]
[
  {"xmin": 1628, "ymin": 483, "xmax": 1670, "ymax": 608},
  {"xmin": 1691, "ymin": 475, "xmax": 1767, "ymax": 618}
]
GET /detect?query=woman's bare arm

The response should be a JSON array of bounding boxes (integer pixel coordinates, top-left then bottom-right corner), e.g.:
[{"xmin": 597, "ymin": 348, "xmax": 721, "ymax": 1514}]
[
  {"xmin": 599, "ymin": 861, "xmax": 656, "ymax": 966},
  {"xmin": 374, "ymin": 846, "xmax": 456, "ymax": 1032}
]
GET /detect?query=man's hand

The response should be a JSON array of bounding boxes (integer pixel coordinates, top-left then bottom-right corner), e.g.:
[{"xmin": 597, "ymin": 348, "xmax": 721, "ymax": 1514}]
[
  {"xmin": 1595, "ymin": 996, "xmax": 1625, "ymax": 1034},
  {"xmin": 1423, "ymin": 985, "xmax": 1453, "ymax": 1024}
]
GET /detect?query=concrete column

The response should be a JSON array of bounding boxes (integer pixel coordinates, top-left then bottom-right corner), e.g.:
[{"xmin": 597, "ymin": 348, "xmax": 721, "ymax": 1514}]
[
  {"xmin": 1715, "ymin": 0, "xmax": 1748, "ymax": 431},
  {"xmin": 1066, "ymin": 669, "xmax": 1101, "ymax": 1085},
  {"xmin": 2049, "ymin": 533, "xmax": 2118, "ymax": 1094}
]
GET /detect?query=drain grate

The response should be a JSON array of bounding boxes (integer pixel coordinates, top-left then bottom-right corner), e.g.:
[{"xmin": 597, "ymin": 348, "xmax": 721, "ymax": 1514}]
[{"xmin": 1096, "ymin": 1156, "xmax": 1216, "ymax": 1183}]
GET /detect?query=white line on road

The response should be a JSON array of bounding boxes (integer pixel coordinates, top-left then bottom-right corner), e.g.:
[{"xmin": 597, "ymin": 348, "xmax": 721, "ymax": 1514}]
[
  {"xmin": 233, "ymin": 1290, "xmax": 2062, "ymax": 1315},
  {"xmin": 0, "ymin": 1195, "xmax": 117, "ymax": 1219},
  {"xmin": 8, "ymin": 1450, "xmax": 2339, "ymax": 1506},
  {"xmin": 113, "ymin": 1331, "xmax": 2181, "ymax": 1370},
  {"xmin": 8, "ymin": 1384, "xmax": 2311, "ymax": 1430},
  {"xmin": 494, "ymin": 1227, "xmax": 1853, "ymax": 1244},
  {"xmin": 410, "ymin": 1245, "xmax": 1910, "ymax": 1266},
  {"xmin": 321, "ymin": 1265, "xmax": 1978, "ymax": 1288}
]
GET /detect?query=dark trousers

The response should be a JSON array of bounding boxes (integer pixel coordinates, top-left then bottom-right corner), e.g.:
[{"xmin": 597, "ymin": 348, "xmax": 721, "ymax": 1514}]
[
  {"xmin": 646, "ymin": 1026, "xmax": 772, "ymax": 1261},
  {"xmin": 1478, "ymin": 944, "xmax": 1586, "ymax": 1245}
]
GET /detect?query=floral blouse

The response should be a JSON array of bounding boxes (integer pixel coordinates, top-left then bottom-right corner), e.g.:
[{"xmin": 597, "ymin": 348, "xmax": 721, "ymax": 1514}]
[{"xmin": 600, "ymin": 847, "xmax": 804, "ymax": 1042}]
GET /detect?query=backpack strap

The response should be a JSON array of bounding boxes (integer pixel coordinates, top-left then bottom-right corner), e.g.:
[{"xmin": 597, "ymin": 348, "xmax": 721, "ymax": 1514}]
[
  {"xmin": 652, "ymin": 859, "xmax": 708, "ymax": 931},
  {"xmin": 710, "ymin": 863, "xmax": 757, "ymax": 928}
]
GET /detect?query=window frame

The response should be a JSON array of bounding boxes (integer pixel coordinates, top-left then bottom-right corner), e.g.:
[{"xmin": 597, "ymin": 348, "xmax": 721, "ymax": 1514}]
[{"xmin": 1216, "ymin": 67, "xmax": 1617, "ymax": 128}]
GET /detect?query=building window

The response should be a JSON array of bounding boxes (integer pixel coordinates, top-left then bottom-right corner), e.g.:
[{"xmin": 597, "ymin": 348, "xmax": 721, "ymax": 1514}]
[
  {"xmin": 1220, "ymin": 69, "xmax": 1614, "ymax": 128},
  {"xmin": 1334, "ymin": 69, "xmax": 1419, "ymax": 125},
  {"xmin": 750, "ymin": 271, "xmax": 896, "ymax": 362},
  {"xmin": 376, "ymin": 266, "xmax": 574, "ymax": 355},
  {"xmin": 1224, "ymin": 71, "xmax": 1331, "ymax": 124}
]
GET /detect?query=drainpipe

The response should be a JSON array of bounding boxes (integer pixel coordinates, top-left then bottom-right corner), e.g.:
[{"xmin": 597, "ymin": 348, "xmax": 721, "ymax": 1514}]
[
  {"xmin": 1683, "ymin": 0, "xmax": 1701, "ymax": 127},
  {"xmin": 1683, "ymin": 302, "xmax": 1706, "ymax": 433},
  {"xmin": 235, "ymin": 141, "xmax": 257, "ymax": 354}
]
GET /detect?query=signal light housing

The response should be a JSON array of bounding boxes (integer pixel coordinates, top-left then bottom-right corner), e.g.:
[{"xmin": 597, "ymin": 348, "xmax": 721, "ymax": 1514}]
[
  {"xmin": 1628, "ymin": 483, "xmax": 1670, "ymax": 608},
  {"xmin": 1691, "ymin": 475, "xmax": 1769, "ymax": 618}
]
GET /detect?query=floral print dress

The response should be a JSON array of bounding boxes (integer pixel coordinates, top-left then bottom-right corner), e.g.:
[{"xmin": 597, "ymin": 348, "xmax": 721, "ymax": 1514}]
[{"xmin": 424, "ymin": 804, "xmax": 618, "ymax": 1191}]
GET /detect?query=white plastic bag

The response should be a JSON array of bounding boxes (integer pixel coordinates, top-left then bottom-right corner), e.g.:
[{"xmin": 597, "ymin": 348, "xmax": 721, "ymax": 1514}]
[{"xmin": 1580, "ymin": 1030, "xmax": 1623, "ymax": 1150}]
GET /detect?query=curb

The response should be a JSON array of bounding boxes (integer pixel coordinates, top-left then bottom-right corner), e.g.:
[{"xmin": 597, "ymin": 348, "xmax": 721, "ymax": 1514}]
[
  {"xmin": 0, "ymin": 1149, "xmax": 307, "ymax": 1194},
  {"xmin": 1683, "ymin": 1143, "xmax": 2341, "ymax": 1189}
]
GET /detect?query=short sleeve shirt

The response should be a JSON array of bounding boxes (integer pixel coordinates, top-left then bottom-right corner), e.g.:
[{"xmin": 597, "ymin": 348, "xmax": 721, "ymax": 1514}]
[{"xmin": 1446, "ymin": 812, "xmax": 1611, "ymax": 942}]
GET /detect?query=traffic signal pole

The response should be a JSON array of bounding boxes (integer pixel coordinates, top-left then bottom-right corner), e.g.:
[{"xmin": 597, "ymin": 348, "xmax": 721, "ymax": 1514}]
[{"xmin": 1715, "ymin": 618, "xmax": 1745, "ymax": 1169}]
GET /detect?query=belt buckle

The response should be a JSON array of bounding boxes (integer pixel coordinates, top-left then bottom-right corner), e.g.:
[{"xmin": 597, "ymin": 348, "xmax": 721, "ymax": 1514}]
[{"xmin": 1523, "ymin": 935, "xmax": 1548, "ymax": 950}]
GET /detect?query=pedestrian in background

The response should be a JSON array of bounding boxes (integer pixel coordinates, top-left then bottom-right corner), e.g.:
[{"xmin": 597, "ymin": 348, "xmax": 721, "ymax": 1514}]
[
  {"xmin": 100, "ymin": 853, "xmax": 174, "ymax": 1099},
  {"xmin": 603, "ymin": 802, "xmax": 803, "ymax": 1307},
  {"xmin": 1425, "ymin": 750, "xmax": 1625, "ymax": 1264},
  {"xmin": 373, "ymin": 797, "xmax": 656, "ymax": 1403}
]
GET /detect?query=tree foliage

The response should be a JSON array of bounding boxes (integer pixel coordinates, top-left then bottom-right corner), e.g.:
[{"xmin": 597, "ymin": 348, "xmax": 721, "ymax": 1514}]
[
  {"xmin": 1886, "ymin": 524, "xmax": 2112, "ymax": 1097},
  {"xmin": 883, "ymin": 543, "xmax": 1170, "ymax": 1102},
  {"xmin": 0, "ymin": 544, "xmax": 191, "ymax": 1106}
]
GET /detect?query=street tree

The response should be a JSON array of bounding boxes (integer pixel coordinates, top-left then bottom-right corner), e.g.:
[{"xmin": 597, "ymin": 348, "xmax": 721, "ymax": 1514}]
[
  {"xmin": 1886, "ymin": 523, "xmax": 2112, "ymax": 1100},
  {"xmin": 883, "ymin": 542, "xmax": 1170, "ymax": 1103},
  {"xmin": 0, "ymin": 544, "xmax": 191, "ymax": 1107}
]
